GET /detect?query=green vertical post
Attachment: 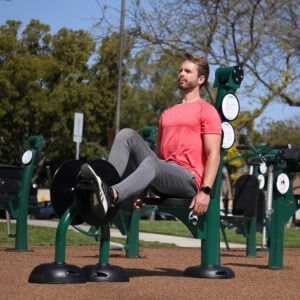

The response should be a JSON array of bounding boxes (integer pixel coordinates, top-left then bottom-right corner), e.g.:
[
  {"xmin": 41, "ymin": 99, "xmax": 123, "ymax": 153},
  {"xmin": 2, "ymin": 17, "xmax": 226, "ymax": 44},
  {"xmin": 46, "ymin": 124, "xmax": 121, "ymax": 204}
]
[
  {"xmin": 16, "ymin": 136, "xmax": 44, "ymax": 251},
  {"xmin": 246, "ymin": 217, "xmax": 257, "ymax": 257},
  {"xmin": 55, "ymin": 204, "xmax": 77, "ymax": 263},
  {"xmin": 201, "ymin": 156, "xmax": 223, "ymax": 266},
  {"xmin": 202, "ymin": 65, "xmax": 244, "ymax": 266},
  {"xmin": 202, "ymin": 66, "xmax": 242, "ymax": 265},
  {"xmin": 125, "ymin": 209, "xmax": 141, "ymax": 258},
  {"xmin": 268, "ymin": 170, "xmax": 296, "ymax": 269},
  {"xmin": 268, "ymin": 195, "xmax": 285, "ymax": 269},
  {"xmin": 99, "ymin": 224, "xmax": 111, "ymax": 264},
  {"xmin": 185, "ymin": 66, "xmax": 243, "ymax": 278}
]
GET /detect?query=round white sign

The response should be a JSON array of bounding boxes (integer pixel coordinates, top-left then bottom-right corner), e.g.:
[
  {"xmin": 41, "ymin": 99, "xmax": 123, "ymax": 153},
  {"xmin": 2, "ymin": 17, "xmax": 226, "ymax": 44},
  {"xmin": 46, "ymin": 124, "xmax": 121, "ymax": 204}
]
[
  {"xmin": 276, "ymin": 173, "xmax": 290, "ymax": 194},
  {"xmin": 22, "ymin": 150, "xmax": 33, "ymax": 165},
  {"xmin": 259, "ymin": 162, "xmax": 267, "ymax": 174},
  {"xmin": 257, "ymin": 174, "xmax": 265, "ymax": 189},
  {"xmin": 221, "ymin": 94, "xmax": 240, "ymax": 121},
  {"xmin": 221, "ymin": 122, "xmax": 235, "ymax": 149}
]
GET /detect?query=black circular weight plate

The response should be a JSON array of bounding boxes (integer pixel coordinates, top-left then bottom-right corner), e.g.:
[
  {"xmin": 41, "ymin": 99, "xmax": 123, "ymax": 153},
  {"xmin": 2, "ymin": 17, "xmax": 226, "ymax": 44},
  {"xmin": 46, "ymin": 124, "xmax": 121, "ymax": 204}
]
[
  {"xmin": 74, "ymin": 159, "xmax": 121, "ymax": 226},
  {"xmin": 50, "ymin": 159, "xmax": 86, "ymax": 225},
  {"xmin": 89, "ymin": 159, "xmax": 121, "ymax": 186}
]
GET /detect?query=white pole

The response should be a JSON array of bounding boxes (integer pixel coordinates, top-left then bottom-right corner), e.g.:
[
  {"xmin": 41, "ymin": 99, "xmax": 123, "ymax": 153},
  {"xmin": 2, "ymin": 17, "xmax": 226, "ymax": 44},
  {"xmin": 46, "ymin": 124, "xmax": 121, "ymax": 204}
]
[
  {"xmin": 73, "ymin": 112, "xmax": 84, "ymax": 160},
  {"xmin": 115, "ymin": 0, "xmax": 126, "ymax": 134}
]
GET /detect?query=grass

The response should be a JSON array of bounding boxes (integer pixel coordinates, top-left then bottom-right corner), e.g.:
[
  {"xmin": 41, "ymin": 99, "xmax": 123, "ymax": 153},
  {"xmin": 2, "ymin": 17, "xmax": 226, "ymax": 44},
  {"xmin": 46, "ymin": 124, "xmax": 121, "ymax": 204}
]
[
  {"xmin": 138, "ymin": 220, "xmax": 300, "ymax": 248},
  {"xmin": 0, "ymin": 222, "xmax": 172, "ymax": 247},
  {"xmin": 0, "ymin": 220, "xmax": 299, "ymax": 248}
]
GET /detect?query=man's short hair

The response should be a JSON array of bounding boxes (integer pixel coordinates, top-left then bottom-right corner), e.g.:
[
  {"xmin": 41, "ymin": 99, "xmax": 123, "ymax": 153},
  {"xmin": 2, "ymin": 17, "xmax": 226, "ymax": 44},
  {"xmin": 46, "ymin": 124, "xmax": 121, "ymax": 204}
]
[{"xmin": 183, "ymin": 53, "xmax": 209, "ymax": 87}]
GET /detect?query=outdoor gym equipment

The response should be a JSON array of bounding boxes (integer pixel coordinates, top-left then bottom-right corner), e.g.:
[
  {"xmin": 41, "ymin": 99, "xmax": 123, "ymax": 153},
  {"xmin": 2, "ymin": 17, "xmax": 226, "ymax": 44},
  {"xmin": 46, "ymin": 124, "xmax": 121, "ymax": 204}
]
[
  {"xmin": 139, "ymin": 126, "xmax": 158, "ymax": 150},
  {"xmin": 0, "ymin": 135, "xmax": 44, "ymax": 251},
  {"xmin": 28, "ymin": 65, "xmax": 244, "ymax": 283},
  {"xmin": 231, "ymin": 144, "xmax": 299, "ymax": 269},
  {"xmin": 113, "ymin": 66, "xmax": 244, "ymax": 260},
  {"xmin": 220, "ymin": 173, "xmax": 264, "ymax": 257},
  {"xmin": 29, "ymin": 159, "xmax": 129, "ymax": 283}
]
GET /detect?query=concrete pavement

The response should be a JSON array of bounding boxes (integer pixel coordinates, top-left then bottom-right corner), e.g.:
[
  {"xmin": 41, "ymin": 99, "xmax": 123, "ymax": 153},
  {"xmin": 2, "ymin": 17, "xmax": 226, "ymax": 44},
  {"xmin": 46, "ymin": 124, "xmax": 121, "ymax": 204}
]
[{"xmin": 1, "ymin": 219, "xmax": 246, "ymax": 249}]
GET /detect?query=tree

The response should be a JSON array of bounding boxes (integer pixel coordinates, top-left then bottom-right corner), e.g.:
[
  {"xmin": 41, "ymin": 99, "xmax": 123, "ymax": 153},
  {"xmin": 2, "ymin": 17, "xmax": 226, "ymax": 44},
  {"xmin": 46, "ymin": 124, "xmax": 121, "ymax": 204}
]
[
  {"xmin": 97, "ymin": 0, "xmax": 299, "ymax": 142},
  {"xmin": 121, "ymin": 47, "xmax": 182, "ymax": 129},
  {"xmin": 0, "ymin": 20, "xmax": 130, "ymax": 185},
  {"xmin": 254, "ymin": 118, "xmax": 300, "ymax": 147}
]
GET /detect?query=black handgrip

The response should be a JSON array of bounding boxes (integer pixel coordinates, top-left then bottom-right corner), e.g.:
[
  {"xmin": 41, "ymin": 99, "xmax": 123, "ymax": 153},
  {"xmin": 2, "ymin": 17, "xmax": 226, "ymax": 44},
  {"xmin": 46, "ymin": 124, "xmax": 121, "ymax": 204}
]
[
  {"xmin": 272, "ymin": 144, "xmax": 292, "ymax": 150},
  {"xmin": 237, "ymin": 144, "xmax": 292, "ymax": 151},
  {"xmin": 236, "ymin": 145, "xmax": 250, "ymax": 150}
]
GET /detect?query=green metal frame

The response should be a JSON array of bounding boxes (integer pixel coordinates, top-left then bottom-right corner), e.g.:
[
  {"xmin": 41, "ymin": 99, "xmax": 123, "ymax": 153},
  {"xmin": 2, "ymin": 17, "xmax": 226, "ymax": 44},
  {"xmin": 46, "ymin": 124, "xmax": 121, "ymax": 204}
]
[
  {"xmin": 54, "ymin": 203, "xmax": 112, "ymax": 265},
  {"xmin": 31, "ymin": 63, "xmax": 298, "ymax": 274},
  {"xmin": 46, "ymin": 66, "xmax": 244, "ymax": 276},
  {"xmin": 223, "ymin": 144, "xmax": 298, "ymax": 268},
  {"xmin": 0, "ymin": 135, "xmax": 44, "ymax": 251},
  {"xmin": 112, "ymin": 66, "xmax": 244, "ymax": 267},
  {"xmin": 221, "ymin": 215, "xmax": 258, "ymax": 257}
]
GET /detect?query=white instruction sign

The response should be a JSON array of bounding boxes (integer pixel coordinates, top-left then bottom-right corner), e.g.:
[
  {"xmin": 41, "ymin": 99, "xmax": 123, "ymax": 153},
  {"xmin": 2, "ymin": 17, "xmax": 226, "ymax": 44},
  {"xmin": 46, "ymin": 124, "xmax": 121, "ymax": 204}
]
[{"xmin": 73, "ymin": 112, "xmax": 84, "ymax": 143}]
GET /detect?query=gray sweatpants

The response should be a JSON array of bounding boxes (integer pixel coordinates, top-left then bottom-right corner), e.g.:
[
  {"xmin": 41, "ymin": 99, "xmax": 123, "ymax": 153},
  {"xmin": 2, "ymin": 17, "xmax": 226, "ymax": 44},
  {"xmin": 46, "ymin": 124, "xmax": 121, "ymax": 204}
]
[{"xmin": 108, "ymin": 128, "xmax": 197, "ymax": 203}]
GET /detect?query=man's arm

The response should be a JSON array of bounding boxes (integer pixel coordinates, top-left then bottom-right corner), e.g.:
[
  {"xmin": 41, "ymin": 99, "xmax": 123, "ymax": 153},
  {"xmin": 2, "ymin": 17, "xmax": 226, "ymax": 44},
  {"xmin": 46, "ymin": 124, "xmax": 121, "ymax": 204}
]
[{"xmin": 189, "ymin": 134, "xmax": 221, "ymax": 215}]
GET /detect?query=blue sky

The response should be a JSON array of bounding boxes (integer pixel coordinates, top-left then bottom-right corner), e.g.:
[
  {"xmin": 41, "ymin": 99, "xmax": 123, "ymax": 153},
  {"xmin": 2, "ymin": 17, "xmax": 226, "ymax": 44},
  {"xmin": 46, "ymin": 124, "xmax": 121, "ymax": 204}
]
[
  {"xmin": 1, "ymin": 0, "xmax": 299, "ymax": 126},
  {"xmin": 0, "ymin": 0, "xmax": 121, "ymax": 33}
]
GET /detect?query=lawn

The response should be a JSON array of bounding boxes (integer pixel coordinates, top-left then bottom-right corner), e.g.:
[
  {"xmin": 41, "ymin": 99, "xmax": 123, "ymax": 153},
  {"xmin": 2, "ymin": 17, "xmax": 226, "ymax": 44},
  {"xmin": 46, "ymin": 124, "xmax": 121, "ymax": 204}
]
[{"xmin": 0, "ymin": 220, "xmax": 299, "ymax": 248}]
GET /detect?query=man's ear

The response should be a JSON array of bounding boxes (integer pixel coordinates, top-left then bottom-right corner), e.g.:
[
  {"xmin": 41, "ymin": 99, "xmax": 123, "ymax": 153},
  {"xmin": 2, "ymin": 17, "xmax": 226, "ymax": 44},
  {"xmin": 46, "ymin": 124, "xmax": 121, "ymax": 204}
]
[{"xmin": 198, "ymin": 75, "xmax": 206, "ymax": 86}]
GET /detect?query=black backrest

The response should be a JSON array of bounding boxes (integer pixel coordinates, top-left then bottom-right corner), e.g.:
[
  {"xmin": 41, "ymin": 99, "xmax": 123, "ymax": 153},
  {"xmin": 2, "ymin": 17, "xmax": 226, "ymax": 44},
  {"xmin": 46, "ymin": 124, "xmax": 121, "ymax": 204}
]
[
  {"xmin": 0, "ymin": 165, "xmax": 22, "ymax": 194},
  {"xmin": 232, "ymin": 174, "xmax": 263, "ymax": 218}
]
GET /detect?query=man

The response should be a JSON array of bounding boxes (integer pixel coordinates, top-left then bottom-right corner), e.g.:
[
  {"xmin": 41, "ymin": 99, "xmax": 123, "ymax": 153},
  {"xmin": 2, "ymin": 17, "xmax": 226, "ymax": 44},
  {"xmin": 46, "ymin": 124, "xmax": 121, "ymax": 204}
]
[{"xmin": 80, "ymin": 53, "xmax": 222, "ymax": 218}]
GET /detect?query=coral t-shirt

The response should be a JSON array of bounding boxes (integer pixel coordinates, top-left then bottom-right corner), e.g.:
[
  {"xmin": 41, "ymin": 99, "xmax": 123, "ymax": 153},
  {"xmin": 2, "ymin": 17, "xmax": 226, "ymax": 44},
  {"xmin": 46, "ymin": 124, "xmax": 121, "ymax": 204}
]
[{"xmin": 158, "ymin": 98, "xmax": 222, "ymax": 190}]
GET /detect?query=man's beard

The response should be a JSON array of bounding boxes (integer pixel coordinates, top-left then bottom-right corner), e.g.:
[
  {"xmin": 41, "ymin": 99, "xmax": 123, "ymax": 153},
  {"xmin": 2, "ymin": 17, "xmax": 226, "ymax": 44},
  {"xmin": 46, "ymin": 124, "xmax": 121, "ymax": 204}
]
[{"xmin": 178, "ymin": 80, "xmax": 197, "ymax": 91}]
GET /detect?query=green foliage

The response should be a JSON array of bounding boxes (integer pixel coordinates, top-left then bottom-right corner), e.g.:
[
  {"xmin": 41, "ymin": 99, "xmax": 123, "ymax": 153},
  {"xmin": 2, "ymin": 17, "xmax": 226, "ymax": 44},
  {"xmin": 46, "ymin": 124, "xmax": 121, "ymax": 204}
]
[
  {"xmin": 121, "ymin": 0, "xmax": 300, "ymax": 122},
  {"xmin": 254, "ymin": 119, "xmax": 300, "ymax": 147},
  {"xmin": 0, "ymin": 20, "xmax": 134, "ymax": 185},
  {"xmin": 122, "ymin": 48, "xmax": 181, "ymax": 129},
  {"xmin": 0, "ymin": 20, "xmax": 96, "ymax": 171},
  {"xmin": 1, "ymin": 5, "xmax": 300, "ymax": 187}
]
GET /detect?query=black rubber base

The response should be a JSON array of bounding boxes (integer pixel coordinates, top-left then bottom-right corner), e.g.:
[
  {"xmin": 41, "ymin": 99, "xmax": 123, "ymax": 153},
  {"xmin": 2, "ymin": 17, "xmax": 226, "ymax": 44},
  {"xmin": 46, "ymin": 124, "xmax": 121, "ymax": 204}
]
[
  {"xmin": 184, "ymin": 265, "xmax": 235, "ymax": 279},
  {"xmin": 28, "ymin": 262, "xmax": 87, "ymax": 284},
  {"xmin": 82, "ymin": 263, "xmax": 129, "ymax": 282}
]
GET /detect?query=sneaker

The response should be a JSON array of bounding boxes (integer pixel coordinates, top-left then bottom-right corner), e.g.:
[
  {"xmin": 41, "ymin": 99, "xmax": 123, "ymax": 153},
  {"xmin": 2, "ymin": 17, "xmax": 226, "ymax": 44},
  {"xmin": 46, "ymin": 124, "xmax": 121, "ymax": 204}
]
[{"xmin": 80, "ymin": 163, "xmax": 115, "ymax": 218}]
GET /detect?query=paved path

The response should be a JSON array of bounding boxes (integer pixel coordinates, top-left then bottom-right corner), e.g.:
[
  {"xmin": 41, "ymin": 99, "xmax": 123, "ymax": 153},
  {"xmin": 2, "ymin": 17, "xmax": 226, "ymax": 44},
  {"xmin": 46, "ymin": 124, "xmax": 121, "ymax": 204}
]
[{"xmin": 1, "ymin": 219, "xmax": 246, "ymax": 249}]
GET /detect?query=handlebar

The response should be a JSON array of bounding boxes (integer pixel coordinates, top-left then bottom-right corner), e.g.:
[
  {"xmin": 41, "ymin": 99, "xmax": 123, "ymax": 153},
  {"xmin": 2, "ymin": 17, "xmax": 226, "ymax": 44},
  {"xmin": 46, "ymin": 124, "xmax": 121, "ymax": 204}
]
[
  {"xmin": 236, "ymin": 145, "xmax": 251, "ymax": 150},
  {"xmin": 235, "ymin": 144, "xmax": 293, "ymax": 165},
  {"xmin": 237, "ymin": 144, "xmax": 292, "ymax": 154}
]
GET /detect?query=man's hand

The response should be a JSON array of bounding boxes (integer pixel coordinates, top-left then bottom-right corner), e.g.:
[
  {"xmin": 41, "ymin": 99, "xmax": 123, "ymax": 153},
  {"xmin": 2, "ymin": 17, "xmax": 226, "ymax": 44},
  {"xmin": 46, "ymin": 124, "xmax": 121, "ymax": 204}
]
[
  {"xmin": 189, "ymin": 192, "xmax": 210, "ymax": 216},
  {"xmin": 133, "ymin": 197, "xmax": 144, "ymax": 210}
]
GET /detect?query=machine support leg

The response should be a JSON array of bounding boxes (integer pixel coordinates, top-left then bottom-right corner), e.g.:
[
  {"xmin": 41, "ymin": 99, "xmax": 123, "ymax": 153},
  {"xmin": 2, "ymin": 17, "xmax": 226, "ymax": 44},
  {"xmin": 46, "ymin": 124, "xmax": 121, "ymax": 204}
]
[
  {"xmin": 125, "ymin": 209, "xmax": 140, "ymax": 258},
  {"xmin": 28, "ymin": 204, "xmax": 87, "ymax": 284},
  {"xmin": 184, "ymin": 158, "xmax": 235, "ymax": 278},
  {"xmin": 246, "ymin": 217, "xmax": 257, "ymax": 257},
  {"xmin": 55, "ymin": 205, "xmax": 77, "ymax": 263}
]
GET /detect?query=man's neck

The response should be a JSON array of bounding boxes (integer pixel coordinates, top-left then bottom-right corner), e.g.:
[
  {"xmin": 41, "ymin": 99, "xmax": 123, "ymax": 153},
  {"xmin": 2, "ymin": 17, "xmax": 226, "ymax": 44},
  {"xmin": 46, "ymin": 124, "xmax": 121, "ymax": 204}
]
[{"xmin": 181, "ymin": 90, "xmax": 201, "ymax": 104}]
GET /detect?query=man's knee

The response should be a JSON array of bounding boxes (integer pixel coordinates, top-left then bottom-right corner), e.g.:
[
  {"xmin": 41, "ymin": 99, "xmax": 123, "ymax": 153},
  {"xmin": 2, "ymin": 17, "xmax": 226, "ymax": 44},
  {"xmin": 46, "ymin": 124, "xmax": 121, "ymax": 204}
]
[{"xmin": 115, "ymin": 128, "xmax": 138, "ymax": 141}]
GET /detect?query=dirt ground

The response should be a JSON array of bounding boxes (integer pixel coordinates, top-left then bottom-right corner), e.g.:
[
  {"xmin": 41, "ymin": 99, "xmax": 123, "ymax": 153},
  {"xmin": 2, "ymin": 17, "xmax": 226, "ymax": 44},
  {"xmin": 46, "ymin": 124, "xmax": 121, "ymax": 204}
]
[{"xmin": 0, "ymin": 246, "xmax": 299, "ymax": 300}]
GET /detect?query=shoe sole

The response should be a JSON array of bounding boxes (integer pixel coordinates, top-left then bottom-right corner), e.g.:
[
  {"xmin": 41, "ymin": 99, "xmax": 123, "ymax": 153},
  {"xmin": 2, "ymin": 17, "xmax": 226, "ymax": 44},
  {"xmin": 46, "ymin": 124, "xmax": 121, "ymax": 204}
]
[{"xmin": 80, "ymin": 164, "xmax": 108, "ymax": 217}]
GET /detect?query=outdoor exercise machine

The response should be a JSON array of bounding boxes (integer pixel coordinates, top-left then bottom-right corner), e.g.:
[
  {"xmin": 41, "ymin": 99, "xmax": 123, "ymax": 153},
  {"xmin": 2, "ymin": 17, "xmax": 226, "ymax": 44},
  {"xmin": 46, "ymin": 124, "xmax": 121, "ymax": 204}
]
[
  {"xmin": 220, "ymin": 172, "xmax": 264, "ymax": 257},
  {"xmin": 28, "ymin": 65, "xmax": 244, "ymax": 283},
  {"xmin": 231, "ymin": 144, "xmax": 300, "ymax": 269},
  {"xmin": 0, "ymin": 135, "xmax": 44, "ymax": 251},
  {"xmin": 139, "ymin": 126, "xmax": 158, "ymax": 150}
]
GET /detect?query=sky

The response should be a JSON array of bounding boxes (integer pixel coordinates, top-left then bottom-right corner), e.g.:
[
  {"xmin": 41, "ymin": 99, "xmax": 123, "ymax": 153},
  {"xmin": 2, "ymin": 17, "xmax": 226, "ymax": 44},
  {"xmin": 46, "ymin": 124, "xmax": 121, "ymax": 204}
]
[
  {"xmin": 1, "ymin": 0, "xmax": 299, "ymax": 127},
  {"xmin": 0, "ymin": 0, "xmax": 121, "ymax": 34}
]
